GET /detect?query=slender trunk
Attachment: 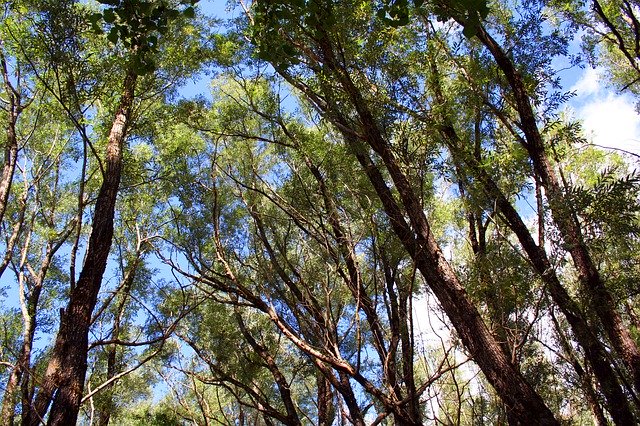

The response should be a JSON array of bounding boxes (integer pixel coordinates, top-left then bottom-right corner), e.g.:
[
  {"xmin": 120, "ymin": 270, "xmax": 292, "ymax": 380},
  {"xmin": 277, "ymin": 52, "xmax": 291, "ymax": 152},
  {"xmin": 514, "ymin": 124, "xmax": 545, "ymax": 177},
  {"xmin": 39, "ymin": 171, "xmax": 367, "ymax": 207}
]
[
  {"xmin": 0, "ymin": 52, "xmax": 23, "ymax": 229},
  {"xmin": 474, "ymin": 25, "xmax": 640, "ymax": 395},
  {"xmin": 1, "ymin": 308, "xmax": 35, "ymax": 426},
  {"xmin": 1, "ymin": 207, "xmax": 67, "ymax": 424},
  {"xmin": 424, "ymin": 36, "xmax": 634, "ymax": 422},
  {"xmin": 26, "ymin": 70, "xmax": 137, "ymax": 426},
  {"xmin": 444, "ymin": 130, "xmax": 635, "ymax": 423},
  {"xmin": 96, "ymin": 255, "xmax": 140, "ymax": 426},
  {"xmin": 549, "ymin": 307, "xmax": 609, "ymax": 426},
  {"xmin": 235, "ymin": 311, "xmax": 302, "ymax": 426},
  {"xmin": 398, "ymin": 283, "xmax": 421, "ymax": 423}
]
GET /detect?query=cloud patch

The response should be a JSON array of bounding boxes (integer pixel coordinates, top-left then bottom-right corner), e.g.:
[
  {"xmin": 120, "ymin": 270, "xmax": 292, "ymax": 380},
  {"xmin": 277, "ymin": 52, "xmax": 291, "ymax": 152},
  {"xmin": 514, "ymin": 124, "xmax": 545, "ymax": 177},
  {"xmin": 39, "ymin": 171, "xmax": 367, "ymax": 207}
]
[{"xmin": 568, "ymin": 68, "xmax": 640, "ymax": 156}]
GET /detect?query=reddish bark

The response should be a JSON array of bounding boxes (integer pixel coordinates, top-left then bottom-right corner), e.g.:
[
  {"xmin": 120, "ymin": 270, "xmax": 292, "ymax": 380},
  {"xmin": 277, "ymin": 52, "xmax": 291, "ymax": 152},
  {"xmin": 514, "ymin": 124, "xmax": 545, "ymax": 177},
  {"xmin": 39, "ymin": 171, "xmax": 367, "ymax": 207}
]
[
  {"xmin": 0, "ymin": 52, "xmax": 24, "ymax": 230},
  {"xmin": 26, "ymin": 70, "xmax": 137, "ymax": 426}
]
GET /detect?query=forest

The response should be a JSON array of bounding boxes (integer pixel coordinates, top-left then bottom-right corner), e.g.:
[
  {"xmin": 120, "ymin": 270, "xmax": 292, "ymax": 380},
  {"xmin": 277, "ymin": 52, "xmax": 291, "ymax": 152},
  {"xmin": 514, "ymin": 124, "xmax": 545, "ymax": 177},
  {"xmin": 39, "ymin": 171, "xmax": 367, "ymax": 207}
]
[{"xmin": 0, "ymin": 0, "xmax": 640, "ymax": 424}]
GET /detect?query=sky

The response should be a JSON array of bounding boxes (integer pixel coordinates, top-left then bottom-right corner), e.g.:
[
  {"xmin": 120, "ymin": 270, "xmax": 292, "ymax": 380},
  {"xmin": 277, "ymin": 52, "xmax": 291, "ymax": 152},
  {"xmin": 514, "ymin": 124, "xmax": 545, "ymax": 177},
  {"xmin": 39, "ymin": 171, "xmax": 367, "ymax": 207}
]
[{"xmin": 568, "ymin": 66, "xmax": 640, "ymax": 156}]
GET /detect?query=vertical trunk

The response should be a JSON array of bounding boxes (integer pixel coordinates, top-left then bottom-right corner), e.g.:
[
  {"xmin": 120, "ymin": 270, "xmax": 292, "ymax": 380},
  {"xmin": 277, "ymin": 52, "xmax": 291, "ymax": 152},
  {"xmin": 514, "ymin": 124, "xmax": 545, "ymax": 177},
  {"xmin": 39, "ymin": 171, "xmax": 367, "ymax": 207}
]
[
  {"xmin": 1, "ymin": 208, "xmax": 70, "ymax": 425},
  {"xmin": 96, "ymin": 252, "xmax": 142, "ymax": 426},
  {"xmin": 398, "ymin": 284, "xmax": 421, "ymax": 423},
  {"xmin": 0, "ymin": 52, "xmax": 23, "ymax": 229},
  {"xmin": 95, "ymin": 345, "xmax": 116, "ymax": 426},
  {"xmin": 316, "ymin": 372, "xmax": 334, "ymax": 425},
  {"xmin": 474, "ymin": 25, "xmax": 640, "ymax": 395},
  {"xmin": 311, "ymin": 360, "xmax": 365, "ymax": 426},
  {"xmin": 1, "ymin": 309, "xmax": 35, "ymax": 426},
  {"xmin": 26, "ymin": 70, "xmax": 137, "ymax": 426}
]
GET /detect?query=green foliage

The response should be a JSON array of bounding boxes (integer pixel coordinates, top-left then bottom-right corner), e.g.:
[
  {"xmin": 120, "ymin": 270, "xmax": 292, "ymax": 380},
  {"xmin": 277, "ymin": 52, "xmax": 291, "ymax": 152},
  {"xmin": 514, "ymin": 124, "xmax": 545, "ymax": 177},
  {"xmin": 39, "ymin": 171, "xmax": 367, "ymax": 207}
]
[
  {"xmin": 377, "ymin": 0, "xmax": 489, "ymax": 36},
  {"xmin": 89, "ymin": 0, "xmax": 201, "ymax": 74},
  {"xmin": 3, "ymin": 0, "xmax": 640, "ymax": 423}
]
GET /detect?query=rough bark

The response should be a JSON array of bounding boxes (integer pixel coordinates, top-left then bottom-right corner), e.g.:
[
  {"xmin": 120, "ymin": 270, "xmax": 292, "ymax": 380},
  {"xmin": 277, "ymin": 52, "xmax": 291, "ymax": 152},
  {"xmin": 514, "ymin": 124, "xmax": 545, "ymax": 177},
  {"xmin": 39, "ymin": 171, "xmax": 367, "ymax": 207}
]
[
  {"xmin": 316, "ymin": 372, "xmax": 334, "ymax": 425},
  {"xmin": 423, "ymin": 49, "xmax": 634, "ymax": 422},
  {"xmin": 473, "ymin": 24, "xmax": 640, "ymax": 396},
  {"xmin": 26, "ymin": 69, "xmax": 137, "ymax": 426},
  {"xmin": 447, "ymin": 134, "xmax": 635, "ymax": 424},
  {"xmin": 0, "ymin": 52, "xmax": 23, "ymax": 230}
]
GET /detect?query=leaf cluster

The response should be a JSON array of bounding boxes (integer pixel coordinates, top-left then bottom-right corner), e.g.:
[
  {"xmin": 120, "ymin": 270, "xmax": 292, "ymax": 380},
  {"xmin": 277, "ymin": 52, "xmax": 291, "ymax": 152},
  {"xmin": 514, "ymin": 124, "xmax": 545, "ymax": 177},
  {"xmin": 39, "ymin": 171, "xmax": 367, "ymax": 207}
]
[
  {"xmin": 88, "ymin": 0, "xmax": 199, "ymax": 74},
  {"xmin": 569, "ymin": 167, "xmax": 640, "ymax": 243}
]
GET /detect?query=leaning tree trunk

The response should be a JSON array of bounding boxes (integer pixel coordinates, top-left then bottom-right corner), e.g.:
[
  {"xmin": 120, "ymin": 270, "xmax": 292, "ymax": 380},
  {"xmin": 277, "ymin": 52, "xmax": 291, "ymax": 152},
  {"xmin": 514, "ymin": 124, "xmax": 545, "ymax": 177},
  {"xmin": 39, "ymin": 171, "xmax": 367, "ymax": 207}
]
[
  {"xmin": 422, "ymin": 50, "xmax": 634, "ymax": 422},
  {"xmin": 26, "ymin": 69, "xmax": 137, "ymax": 426},
  {"xmin": 295, "ymin": 31, "xmax": 559, "ymax": 422},
  {"xmin": 473, "ymin": 24, "xmax": 640, "ymax": 395}
]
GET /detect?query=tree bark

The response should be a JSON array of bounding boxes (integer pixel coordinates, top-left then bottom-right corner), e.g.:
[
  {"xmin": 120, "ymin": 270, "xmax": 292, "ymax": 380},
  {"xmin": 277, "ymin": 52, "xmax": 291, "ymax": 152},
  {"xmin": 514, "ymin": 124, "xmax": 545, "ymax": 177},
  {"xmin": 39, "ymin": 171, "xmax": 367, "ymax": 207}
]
[
  {"xmin": 316, "ymin": 372, "xmax": 334, "ymax": 425},
  {"xmin": 446, "ymin": 133, "xmax": 635, "ymax": 424},
  {"xmin": 0, "ymin": 52, "xmax": 23, "ymax": 230},
  {"xmin": 423, "ymin": 50, "xmax": 634, "ymax": 422},
  {"xmin": 473, "ymin": 24, "xmax": 640, "ymax": 396},
  {"xmin": 26, "ymin": 69, "xmax": 137, "ymax": 426},
  {"xmin": 234, "ymin": 311, "xmax": 302, "ymax": 426}
]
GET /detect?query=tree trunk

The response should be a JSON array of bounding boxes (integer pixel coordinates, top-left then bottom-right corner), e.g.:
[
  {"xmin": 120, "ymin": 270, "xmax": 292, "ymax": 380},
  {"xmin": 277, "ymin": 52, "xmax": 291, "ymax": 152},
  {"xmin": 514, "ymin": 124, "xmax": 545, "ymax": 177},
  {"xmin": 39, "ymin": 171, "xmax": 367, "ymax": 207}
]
[
  {"xmin": 0, "ymin": 52, "xmax": 23, "ymax": 230},
  {"xmin": 443, "ymin": 128, "xmax": 635, "ymax": 423},
  {"xmin": 473, "ymin": 24, "xmax": 640, "ymax": 396},
  {"xmin": 316, "ymin": 372, "xmax": 335, "ymax": 425},
  {"xmin": 235, "ymin": 311, "xmax": 302, "ymax": 426},
  {"xmin": 26, "ymin": 69, "xmax": 137, "ymax": 426},
  {"xmin": 298, "ymin": 34, "xmax": 559, "ymax": 421},
  {"xmin": 423, "ymin": 51, "xmax": 634, "ymax": 422}
]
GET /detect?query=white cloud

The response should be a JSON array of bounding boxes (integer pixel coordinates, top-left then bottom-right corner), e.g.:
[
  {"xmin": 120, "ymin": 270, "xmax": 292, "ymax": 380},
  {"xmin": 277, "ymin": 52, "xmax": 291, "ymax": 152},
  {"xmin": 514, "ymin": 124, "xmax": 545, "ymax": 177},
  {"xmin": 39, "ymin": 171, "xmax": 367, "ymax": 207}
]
[
  {"xmin": 568, "ymin": 68, "xmax": 640, "ymax": 156},
  {"xmin": 580, "ymin": 94, "xmax": 640, "ymax": 154},
  {"xmin": 570, "ymin": 67, "xmax": 601, "ymax": 97}
]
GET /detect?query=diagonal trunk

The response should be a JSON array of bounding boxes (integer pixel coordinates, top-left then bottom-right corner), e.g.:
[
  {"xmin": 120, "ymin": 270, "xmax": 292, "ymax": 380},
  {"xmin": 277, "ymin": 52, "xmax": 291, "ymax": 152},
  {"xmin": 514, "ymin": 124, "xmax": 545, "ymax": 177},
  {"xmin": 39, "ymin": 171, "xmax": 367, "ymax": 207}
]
[
  {"xmin": 425, "ymin": 51, "xmax": 634, "ymax": 422},
  {"xmin": 27, "ymin": 69, "xmax": 137, "ymax": 426},
  {"xmin": 234, "ymin": 311, "xmax": 302, "ymax": 426},
  {"xmin": 473, "ymin": 24, "xmax": 640, "ymax": 396},
  {"xmin": 446, "ymin": 133, "xmax": 635, "ymax": 424},
  {"xmin": 297, "ymin": 32, "xmax": 559, "ymax": 421}
]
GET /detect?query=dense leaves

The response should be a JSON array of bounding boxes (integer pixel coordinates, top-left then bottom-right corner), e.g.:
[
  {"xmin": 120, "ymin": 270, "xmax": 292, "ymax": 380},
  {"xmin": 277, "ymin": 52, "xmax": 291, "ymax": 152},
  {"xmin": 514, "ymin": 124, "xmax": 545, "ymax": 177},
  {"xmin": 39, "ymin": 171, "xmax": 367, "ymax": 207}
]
[{"xmin": 1, "ymin": 0, "xmax": 640, "ymax": 424}]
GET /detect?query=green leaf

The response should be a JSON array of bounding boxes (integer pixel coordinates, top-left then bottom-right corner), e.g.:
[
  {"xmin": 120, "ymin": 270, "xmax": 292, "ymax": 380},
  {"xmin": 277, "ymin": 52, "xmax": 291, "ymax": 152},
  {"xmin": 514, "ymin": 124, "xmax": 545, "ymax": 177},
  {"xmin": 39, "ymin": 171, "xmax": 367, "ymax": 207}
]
[
  {"xmin": 147, "ymin": 34, "xmax": 158, "ymax": 47},
  {"xmin": 103, "ymin": 8, "xmax": 116, "ymax": 24},
  {"xmin": 183, "ymin": 6, "xmax": 195, "ymax": 18},
  {"xmin": 107, "ymin": 26, "xmax": 119, "ymax": 44},
  {"xmin": 88, "ymin": 12, "xmax": 102, "ymax": 24}
]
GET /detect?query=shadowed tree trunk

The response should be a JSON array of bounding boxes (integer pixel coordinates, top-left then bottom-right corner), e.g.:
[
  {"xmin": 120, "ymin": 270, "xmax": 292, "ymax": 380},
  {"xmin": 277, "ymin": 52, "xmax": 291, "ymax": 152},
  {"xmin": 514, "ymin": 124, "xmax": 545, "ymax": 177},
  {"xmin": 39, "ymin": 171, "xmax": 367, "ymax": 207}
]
[
  {"xmin": 472, "ymin": 23, "xmax": 640, "ymax": 396},
  {"xmin": 274, "ymin": 28, "xmax": 559, "ymax": 423},
  {"xmin": 0, "ymin": 51, "xmax": 25, "ymax": 230},
  {"xmin": 316, "ymin": 372, "xmax": 334, "ymax": 425},
  {"xmin": 26, "ymin": 69, "xmax": 137, "ymax": 426}
]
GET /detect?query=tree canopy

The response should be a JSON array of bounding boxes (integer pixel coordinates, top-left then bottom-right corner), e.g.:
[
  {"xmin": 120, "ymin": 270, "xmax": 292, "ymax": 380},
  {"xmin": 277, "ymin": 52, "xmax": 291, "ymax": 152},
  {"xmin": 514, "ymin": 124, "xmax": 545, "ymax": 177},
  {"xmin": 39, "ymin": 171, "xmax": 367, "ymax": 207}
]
[{"xmin": 1, "ymin": 0, "xmax": 640, "ymax": 424}]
